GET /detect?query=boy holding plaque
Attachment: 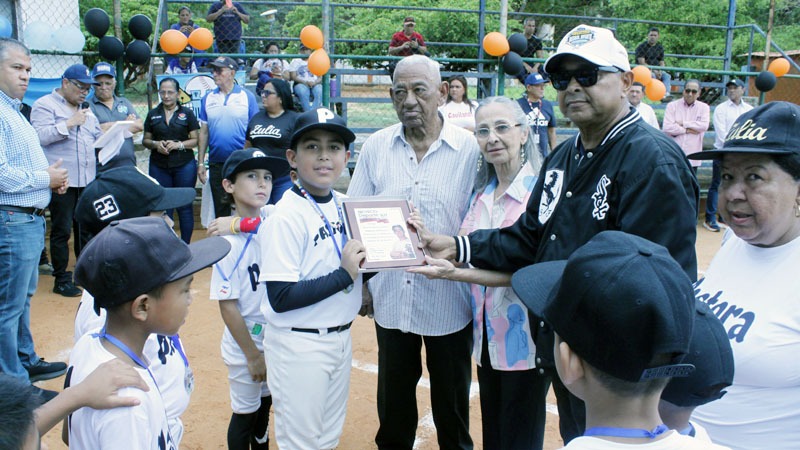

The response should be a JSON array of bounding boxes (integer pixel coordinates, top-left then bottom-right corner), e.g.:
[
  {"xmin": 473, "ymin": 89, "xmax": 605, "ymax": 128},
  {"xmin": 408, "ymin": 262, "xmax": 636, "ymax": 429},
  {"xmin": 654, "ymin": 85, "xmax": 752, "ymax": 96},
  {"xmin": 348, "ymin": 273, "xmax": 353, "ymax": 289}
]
[{"xmin": 258, "ymin": 108, "xmax": 366, "ymax": 449}]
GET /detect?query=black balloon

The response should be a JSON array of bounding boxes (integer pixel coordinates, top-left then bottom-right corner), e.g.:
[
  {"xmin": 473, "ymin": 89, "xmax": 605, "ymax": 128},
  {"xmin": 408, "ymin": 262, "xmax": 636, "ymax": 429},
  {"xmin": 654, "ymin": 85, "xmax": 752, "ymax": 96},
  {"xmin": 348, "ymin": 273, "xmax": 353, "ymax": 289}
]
[
  {"xmin": 508, "ymin": 33, "xmax": 527, "ymax": 55},
  {"xmin": 84, "ymin": 8, "xmax": 110, "ymax": 38},
  {"xmin": 755, "ymin": 71, "xmax": 777, "ymax": 92},
  {"xmin": 502, "ymin": 51, "xmax": 523, "ymax": 75},
  {"xmin": 98, "ymin": 36, "xmax": 124, "ymax": 61},
  {"xmin": 125, "ymin": 39, "xmax": 151, "ymax": 65},
  {"xmin": 128, "ymin": 14, "xmax": 153, "ymax": 41}
]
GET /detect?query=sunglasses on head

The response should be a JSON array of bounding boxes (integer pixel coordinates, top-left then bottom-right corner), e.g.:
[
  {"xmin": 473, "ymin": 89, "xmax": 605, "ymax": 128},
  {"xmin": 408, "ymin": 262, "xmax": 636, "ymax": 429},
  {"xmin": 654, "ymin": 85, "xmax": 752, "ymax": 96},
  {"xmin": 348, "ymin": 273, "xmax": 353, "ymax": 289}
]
[
  {"xmin": 549, "ymin": 66, "xmax": 621, "ymax": 91},
  {"xmin": 684, "ymin": 88, "xmax": 699, "ymax": 94}
]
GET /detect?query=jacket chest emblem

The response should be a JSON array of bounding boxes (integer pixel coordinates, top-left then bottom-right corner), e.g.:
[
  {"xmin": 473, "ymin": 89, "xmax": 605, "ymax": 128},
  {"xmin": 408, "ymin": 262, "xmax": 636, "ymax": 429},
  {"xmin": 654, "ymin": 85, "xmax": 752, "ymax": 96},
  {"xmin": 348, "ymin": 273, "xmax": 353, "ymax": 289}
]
[
  {"xmin": 538, "ymin": 169, "xmax": 563, "ymax": 224},
  {"xmin": 591, "ymin": 174, "xmax": 611, "ymax": 220}
]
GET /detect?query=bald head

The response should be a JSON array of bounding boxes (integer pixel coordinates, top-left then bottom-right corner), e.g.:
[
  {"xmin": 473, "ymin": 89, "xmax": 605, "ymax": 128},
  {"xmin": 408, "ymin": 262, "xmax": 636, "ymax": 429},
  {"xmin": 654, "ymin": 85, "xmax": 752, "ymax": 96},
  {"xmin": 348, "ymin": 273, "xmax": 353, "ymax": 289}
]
[{"xmin": 394, "ymin": 54, "xmax": 440, "ymax": 85}]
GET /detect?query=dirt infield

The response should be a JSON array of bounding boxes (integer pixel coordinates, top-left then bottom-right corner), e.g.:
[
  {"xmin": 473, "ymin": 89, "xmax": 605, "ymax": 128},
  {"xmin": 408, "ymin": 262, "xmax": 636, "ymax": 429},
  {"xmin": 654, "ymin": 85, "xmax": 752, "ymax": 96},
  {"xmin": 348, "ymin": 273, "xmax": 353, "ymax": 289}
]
[{"xmin": 36, "ymin": 224, "xmax": 723, "ymax": 450}]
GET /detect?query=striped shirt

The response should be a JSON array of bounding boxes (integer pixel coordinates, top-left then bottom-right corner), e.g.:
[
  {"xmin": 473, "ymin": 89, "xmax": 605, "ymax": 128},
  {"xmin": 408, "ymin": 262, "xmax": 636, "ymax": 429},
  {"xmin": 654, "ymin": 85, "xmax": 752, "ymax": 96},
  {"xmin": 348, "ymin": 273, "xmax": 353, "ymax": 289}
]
[
  {"xmin": 0, "ymin": 90, "xmax": 51, "ymax": 208},
  {"xmin": 348, "ymin": 120, "xmax": 479, "ymax": 335}
]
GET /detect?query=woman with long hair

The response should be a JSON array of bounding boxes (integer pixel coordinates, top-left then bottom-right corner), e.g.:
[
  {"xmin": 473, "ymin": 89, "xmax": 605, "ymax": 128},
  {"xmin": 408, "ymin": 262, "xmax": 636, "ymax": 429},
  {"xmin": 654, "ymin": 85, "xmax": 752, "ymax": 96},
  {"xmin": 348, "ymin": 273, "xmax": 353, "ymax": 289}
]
[{"xmin": 439, "ymin": 74, "xmax": 478, "ymax": 131}]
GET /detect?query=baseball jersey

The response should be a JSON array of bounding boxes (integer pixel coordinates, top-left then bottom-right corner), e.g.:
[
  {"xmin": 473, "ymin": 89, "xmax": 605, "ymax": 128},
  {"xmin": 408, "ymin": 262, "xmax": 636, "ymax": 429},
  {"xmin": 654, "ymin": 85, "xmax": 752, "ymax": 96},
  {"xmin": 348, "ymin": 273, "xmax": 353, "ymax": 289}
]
[
  {"xmin": 73, "ymin": 294, "xmax": 192, "ymax": 443},
  {"xmin": 66, "ymin": 334, "xmax": 176, "ymax": 450},
  {"xmin": 692, "ymin": 234, "xmax": 800, "ymax": 449},
  {"xmin": 211, "ymin": 206, "xmax": 273, "ymax": 355},
  {"xmin": 199, "ymin": 85, "xmax": 259, "ymax": 163},
  {"xmin": 562, "ymin": 431, "xmax": 730, "ymax": 449},
  {"xmin": 259, "ymin": 189, "xmax": 362, "ymax": 329}
]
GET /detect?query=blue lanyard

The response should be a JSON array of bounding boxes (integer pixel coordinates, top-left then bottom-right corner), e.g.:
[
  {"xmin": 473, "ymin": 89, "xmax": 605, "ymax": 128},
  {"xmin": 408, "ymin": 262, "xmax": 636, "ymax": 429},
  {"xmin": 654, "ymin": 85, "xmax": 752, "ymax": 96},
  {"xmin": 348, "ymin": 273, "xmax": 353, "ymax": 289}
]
[
  {"xmin": 93, "ymin": 329, "xmax": 160, "ymax": 392},
  {"xmin": 296, "ymin": 183, "xmax": 347, "ymax": 259},
  {"xmin": 215, "ymin": 233, "xmax": 254, "ymax": 282},
  {"xmin": 170, "ymin": 335, "xmax": 189, "ymax": 368},
  {"xmin": 584, "ymin": 424, "xmax": 669, "ymax": 439}
]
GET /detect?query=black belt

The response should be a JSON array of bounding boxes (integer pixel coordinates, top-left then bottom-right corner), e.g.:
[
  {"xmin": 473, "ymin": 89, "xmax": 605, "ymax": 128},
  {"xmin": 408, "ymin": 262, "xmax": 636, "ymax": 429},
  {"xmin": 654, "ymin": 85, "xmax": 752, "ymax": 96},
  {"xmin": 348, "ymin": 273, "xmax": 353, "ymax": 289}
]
[
  {"xmin": 291, "ymin": 322, "xmax": 353, "ymax": 334},
  {"xmin": 1, "ymin": 205, "xmax": 46, "ymax": 216}
]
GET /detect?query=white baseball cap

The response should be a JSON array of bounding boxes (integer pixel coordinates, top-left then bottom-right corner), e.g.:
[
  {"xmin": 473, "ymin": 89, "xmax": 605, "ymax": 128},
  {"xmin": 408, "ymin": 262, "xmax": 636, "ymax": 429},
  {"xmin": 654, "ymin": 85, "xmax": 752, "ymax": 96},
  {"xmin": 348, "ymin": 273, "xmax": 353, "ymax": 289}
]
[{"xmin": 544, "ymin": 24, "xmax": 631, "ymax": 73}]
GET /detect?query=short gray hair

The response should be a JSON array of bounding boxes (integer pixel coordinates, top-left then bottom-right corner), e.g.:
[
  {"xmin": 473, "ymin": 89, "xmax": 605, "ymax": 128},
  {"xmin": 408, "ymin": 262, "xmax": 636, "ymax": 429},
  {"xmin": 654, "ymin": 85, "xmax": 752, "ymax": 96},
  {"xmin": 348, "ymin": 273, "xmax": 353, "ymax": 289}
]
[
  {"xmin": 0, "ymin": 38, "xmax": 30, "ymax": 63},
  {"xmin": 394, "ymin": 55, "xmax": 441, "ymax": 85}
]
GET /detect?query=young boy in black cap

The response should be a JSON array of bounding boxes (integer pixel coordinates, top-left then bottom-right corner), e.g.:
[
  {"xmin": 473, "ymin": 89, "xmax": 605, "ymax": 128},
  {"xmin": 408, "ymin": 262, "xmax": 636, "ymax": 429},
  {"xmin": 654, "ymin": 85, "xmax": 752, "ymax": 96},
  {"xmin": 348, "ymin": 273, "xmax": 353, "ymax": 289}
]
[
  {"xmin": 511, "ymin": 230, "xmax": 730, "ymax": 449},
  {"xmin": 259, "ymin": 107, "xmax": 366, "ymax": 449},
  {"xmin": 659, "ymin": 302, "xmax": 734, "ymax": 441},
  {"xmin": 70, "ymin": 166, "xmax": 200, "ymax": 445},
  {"xmin": 209, "ymin": 148, "xmax": 289, "ymax": 450},
  {"xmin": 66, "ymin": 217, "xmax": 229, "ymax": 449}
]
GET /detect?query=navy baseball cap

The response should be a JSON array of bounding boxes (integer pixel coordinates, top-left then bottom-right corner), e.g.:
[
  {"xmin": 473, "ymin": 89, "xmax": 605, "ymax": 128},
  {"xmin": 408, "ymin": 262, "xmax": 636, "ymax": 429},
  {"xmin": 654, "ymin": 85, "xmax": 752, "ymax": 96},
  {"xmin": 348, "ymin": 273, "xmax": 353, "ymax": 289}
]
[
  {"xmin": 92, "ymin": 62, "xmax": 116, "ymax": 79},
  {"xmin": 511, "ymin": 231, "xmax": 696, "ymax": 383},
  {"xmin": 62, "ymin": 64, "xmax": 99, "ymax": 85},
  {"xmin": 222, "ymin": 148, "xmax": 291, "ymax": 180},
  {"xmin": 75, "ymin": 217, "xmax": 230, "ymax": 313},
  {"xmin": 75, "ymin": 166, "xmax": 197, "ymax": 235},
  {"xmin": 725, "ymin": 78, "xmax": 745, "ymax": 88},
  {"xmin": 290, "ymin": 107, "xmax": 355, "ymax": 150},
  {"xmin": 524, "ymin": 73, "xmax": 548, "ymax": 85},
  {"xmin": 688, "ymin": 101, "xmax": 800, "ymax": 160},
  {"xmin": 661, "ymin": 301, "xmax": 734, "ymax": 407},
  {"xmin": 208, "ymin": 56, "xmax": 237, "ymax": 70}
]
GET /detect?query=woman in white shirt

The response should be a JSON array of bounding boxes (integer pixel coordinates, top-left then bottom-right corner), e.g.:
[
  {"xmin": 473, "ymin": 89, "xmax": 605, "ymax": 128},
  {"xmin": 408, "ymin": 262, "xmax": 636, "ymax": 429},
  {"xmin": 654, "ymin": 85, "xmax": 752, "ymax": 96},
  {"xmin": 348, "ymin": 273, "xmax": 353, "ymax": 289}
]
[{"xmin": 438, "ymin": 75, "xmax": 477, "ymax": 131}]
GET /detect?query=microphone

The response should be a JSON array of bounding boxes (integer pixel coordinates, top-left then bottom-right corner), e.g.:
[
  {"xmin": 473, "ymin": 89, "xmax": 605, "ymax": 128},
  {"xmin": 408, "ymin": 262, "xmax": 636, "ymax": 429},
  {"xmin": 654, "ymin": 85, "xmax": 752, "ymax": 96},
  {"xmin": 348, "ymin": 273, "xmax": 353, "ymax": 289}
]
[{"xmin": 77, "ymin": 102, "xmax": 89, "ymax": 132}]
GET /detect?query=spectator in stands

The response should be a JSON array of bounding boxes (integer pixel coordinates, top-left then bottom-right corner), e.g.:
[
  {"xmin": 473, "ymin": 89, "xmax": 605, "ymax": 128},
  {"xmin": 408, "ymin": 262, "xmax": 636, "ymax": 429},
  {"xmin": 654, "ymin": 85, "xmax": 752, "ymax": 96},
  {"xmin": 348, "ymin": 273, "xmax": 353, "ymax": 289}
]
[
  {"xmin": 142, "ymin": 77, "xmax": 200, "ymax": 243},
  {"xmin": 165, "ymin": 47, "xmax": 198, "ymax": 74},
  {"xmin": 517, "ymin": 72, "xmax": 556, "ymax": 158},
  {"xmin": 245, "ymin": 78, "xmax": 298, "ymax": 204},
  {"xmin": 31, "ymin": 64, "xmax": 101, "ymax": 298},
  {"xmin": 663, "ymin": 79, "xmax": 709, "ymax": 175},
  {"xmin": 705, "ymin": 78, "xmax": 752, "ymax": 232},
  {"xmin": 88, "ymin": 62, "xmax": 144, "ymax": 171},
  {"xmin": 197, "ymin": 56, "xmax": 259, "ymax": 219},
  {"xmin": 388, "ymin": 16, "xmax": 428, "ymax": 57},
  {"xmin": 289, "ymin": 44, "xmax": 322, "ymax": 112},
  {"xmin": 517, "ymin": 17, "xmax": 545, "ymax": 82},
  {"xmin": 250, "ymin": 42, "xmax": 290, "ymax": 81},
  {"xmin": 635, "ymin": 27, "xmax": 672, "ymax": 101},
  {"xmin": 172, "ymin": 6, "xmax": 199, "ymax": 36},
  {"xmin": 206, "ymin": 0, "xmax": 250, "ymax": 55},
  {"xmin": 628, "ymin": 81, "xmax": 660, "ymax": 128},
  {"xmin": 439, "ymin": 75, "xmax": 477, "ymax": 131}
]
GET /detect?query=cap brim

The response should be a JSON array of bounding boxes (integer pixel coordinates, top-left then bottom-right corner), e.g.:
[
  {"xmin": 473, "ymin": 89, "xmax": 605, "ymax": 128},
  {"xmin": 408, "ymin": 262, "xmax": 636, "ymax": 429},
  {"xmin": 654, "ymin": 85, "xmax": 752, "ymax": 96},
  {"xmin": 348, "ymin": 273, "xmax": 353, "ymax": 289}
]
[
  {"xmin": 510, "ymin": 260, "xmax": 567, "ymax": 318},
  {"xmin": 153, "ymin": 187, "xmax": 197, "ymax": 212},
  {"xmin": 71, "ymin": 78, "xmax": 100, "ymax": 85},
  {"xmin": 290, "ymin": 123, "xmax": 356, "ymax": 149},
  {"xmin": 169, "ymin": 237, "xmax": 231, "ymax": 282},
  {"xmin": 228, "ymin": 157, "xmax": 291, "ymax": 180},
  {"xmin": 687, "ymin": 147, "xmax": 794, "ymax": 160}
]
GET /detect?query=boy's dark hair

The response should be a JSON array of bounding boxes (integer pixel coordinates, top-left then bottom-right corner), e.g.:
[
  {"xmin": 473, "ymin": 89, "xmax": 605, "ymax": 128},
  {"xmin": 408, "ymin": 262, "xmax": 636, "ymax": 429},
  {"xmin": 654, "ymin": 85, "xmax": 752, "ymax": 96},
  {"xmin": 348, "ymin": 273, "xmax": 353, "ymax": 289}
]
[
  {"xmin": 587, "ymin": 355, "xmax": 672, "ymax": 397},
  {"xmin": 0, "ymin": 374, "xmax": 41, "ymax": 450}
]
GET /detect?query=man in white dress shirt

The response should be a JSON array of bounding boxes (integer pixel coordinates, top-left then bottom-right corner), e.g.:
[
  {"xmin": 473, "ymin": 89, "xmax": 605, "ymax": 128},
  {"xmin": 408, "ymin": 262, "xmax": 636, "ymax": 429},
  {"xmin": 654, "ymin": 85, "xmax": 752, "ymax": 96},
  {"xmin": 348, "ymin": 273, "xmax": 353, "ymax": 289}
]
[{"xmin": 628, "ymin": 82, "xmax": 660, "ymax": 129}]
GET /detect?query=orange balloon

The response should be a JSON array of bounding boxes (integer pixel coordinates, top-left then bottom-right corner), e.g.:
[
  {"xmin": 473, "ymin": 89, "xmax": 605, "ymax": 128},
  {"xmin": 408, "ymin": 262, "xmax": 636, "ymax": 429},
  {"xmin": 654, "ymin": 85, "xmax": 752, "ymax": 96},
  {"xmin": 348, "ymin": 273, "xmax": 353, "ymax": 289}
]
[
  {"xmin": 160, "ymin": 29, "xmax": 188, "ymax": 55},
  {"xmin": 483, "ymin": 32, "xmax": 509, "ymax": 57},
  {"xmin": 188, "ymin": 28, "xmax": 213, "ymax": 51},
  {"xmin": 308, "ymin": 48, "xmax": 330, "ymax": 76},
  {"xmin": 631, "ymin": 65, "xmax": 652, "ymax": 86},
  {"xmin": 768, "ymin": 57, "xmax": 790, "ymax": 77},
  {"xmin": 645, "ymin": 79, "xmax": 666, "ymax": 102},
  {"xmin": 300, "ymin": 25, "xmax": 324, "ymax": 50}
]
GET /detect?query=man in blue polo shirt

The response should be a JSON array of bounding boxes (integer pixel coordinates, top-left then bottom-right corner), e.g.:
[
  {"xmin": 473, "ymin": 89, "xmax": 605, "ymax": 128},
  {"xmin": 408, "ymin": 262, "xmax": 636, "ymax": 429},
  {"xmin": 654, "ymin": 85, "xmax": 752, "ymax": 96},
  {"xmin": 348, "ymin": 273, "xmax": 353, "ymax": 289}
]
[
  {"xmin": 197, "ymin": 56, "xmax": 258, "ymax": 218},
  {"xmin": 517, "ymin": 72, "xmax": 556, "ymax": 158}
]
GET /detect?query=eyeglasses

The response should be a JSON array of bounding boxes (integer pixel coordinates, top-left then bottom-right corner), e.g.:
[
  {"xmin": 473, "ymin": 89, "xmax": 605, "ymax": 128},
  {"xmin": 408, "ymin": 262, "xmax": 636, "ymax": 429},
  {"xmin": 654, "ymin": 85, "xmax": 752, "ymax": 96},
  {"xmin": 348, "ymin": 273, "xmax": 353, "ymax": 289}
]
[
  {"xmin": 684, "ymin": 88, "xmax": 699, "ymax": 94},
  {"xmin": 158, "ymin": 90, "xmax": 177, "ymax": 96},
  {"xmin": 68, "ymin": 79, "xmax": 91, "ymax": 93},
  {"xmin": 475, "ymin": 123, "xmax": 521, "ymax": 139},
  {"xmin": 261, "ymin": 89, "xmax": 276, "ymax": 97},
  {"xmin": 549, "ymin": 66, "xmax": 620, "ymax": 91}
]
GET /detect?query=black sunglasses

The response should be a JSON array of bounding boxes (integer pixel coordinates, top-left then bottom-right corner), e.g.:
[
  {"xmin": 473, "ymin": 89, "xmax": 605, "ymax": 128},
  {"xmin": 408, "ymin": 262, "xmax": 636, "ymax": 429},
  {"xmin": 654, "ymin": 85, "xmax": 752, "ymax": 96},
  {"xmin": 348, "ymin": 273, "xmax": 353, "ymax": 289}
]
[
  {"xmin": 684, "ymin": 88, "xmax": 699, "ymax": 94},
  {"xmin": 549, "ymin": 66, "xmax": 620, "ymax": 91}
]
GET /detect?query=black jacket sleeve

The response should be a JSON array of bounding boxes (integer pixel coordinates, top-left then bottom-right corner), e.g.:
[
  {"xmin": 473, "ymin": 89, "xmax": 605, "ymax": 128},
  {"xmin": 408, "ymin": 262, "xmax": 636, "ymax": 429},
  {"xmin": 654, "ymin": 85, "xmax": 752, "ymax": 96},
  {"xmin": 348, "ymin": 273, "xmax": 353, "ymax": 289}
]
[{"xmin": 266, "ymin": 268, "xmax": 354, "ymax": 313}]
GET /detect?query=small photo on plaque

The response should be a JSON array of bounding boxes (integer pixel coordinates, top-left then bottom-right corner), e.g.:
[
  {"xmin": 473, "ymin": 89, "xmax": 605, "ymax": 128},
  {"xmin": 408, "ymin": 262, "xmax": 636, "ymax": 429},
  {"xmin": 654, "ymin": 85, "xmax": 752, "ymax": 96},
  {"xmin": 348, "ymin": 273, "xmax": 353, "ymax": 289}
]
[{"xmin": 341, "ymin": 197, "xmax": 427, "ymax": 272}]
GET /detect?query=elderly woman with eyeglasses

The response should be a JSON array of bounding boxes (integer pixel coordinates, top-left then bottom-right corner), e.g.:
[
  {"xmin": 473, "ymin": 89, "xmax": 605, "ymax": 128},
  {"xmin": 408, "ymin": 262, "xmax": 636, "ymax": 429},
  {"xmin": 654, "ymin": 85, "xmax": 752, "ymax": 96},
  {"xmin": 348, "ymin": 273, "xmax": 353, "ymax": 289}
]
[
  {"xmin": 142, "ymin": 77, "xmax": 200, "ymax": 243},
  {"xmin": 408, "ymin": 96, "xmax": 549, "ymax": 450},
  {"xmin": 686, "ymin": 101, "xmax": 800, "ymax": 450},
  {"xmin": 244, "ymin": 78, "xmax": 298, "ymax": 204}
]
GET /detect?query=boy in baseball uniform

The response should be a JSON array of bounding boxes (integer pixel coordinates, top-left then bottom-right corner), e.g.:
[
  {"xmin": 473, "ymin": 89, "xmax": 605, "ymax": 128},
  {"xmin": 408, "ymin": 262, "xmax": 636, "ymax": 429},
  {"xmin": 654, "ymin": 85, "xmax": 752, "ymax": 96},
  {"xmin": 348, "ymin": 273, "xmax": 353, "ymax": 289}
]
[
  {"xmin": 71, "ymin": 166, "xmax": 199, "ymax": 446},
  {"xmin": 210, "ymin": 148, "xmax": 290, "ymax": 449},
  {"xmin": 658, "ymin": 302, "xmax": 734, "ymax": 441},
  {"xmin": 66, "ymin": 217, "xmax": 230, "ymax": 449},
  {"xmin": 511, "ymin": 231, "xmax": 730, "ymax": 449},
  {"xmin": 259, "ymin": 108, "xmax": 366, "ymax": 449}
]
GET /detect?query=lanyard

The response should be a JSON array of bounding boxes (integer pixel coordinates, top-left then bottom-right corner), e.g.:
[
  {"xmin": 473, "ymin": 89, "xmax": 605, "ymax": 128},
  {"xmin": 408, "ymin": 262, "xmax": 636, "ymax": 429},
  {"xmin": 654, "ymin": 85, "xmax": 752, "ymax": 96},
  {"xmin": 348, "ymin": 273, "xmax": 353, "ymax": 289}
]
[
  {"xmin": 215, "ymin": 232, "xmax": 254, "ymax": 282},
  {"xmin": 93, "ymin": 329, "xmax": 160, "ymax": 392},
  {"xmin": 296, "ymin": 183, "xmax": 347, "ymax": 259},
  {"xmin": 584, "ymin": 424, "xmax": 669, "ymax": 439},
  {"xmin": 170, "ymin": 335, "xmax": 189, "ymax": 368}
]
